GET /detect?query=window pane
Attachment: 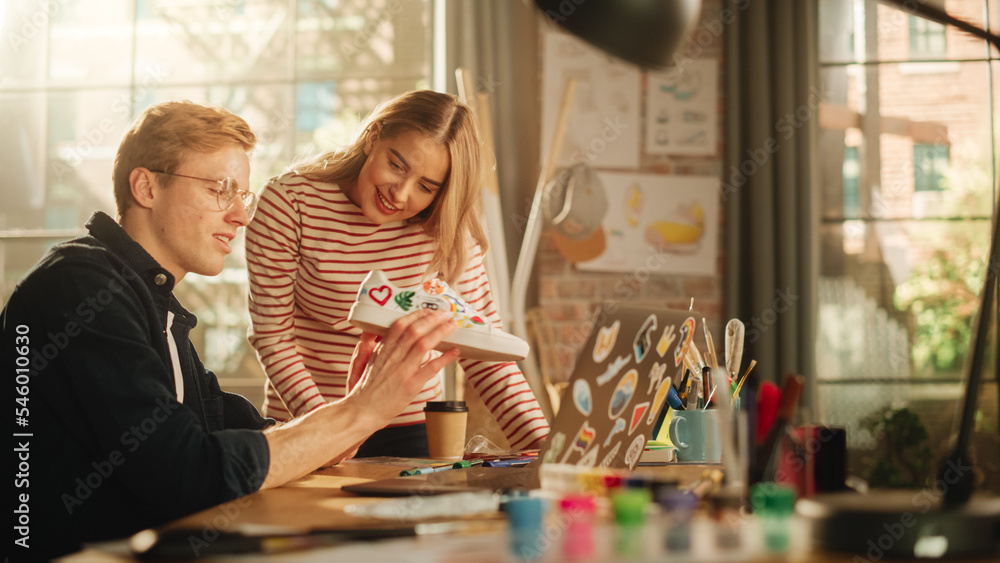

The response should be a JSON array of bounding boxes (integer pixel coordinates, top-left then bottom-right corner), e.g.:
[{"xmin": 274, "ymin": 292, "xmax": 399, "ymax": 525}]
[
  {"xmin": 134, "ymin": 0, "xmax": 293, "ymax": 84},
  {"xmin": 295, "ymin": 0, "xmax": 428, "ymax": 81},
  {"xmin": 819, "ymin": 61, "xmax": 994, "ymax": 220},
  {"xmin": 0, "ymin": 0, "xmax": 136, "ymax": 88},
  {"xmin": 819, "ymin": 0, "xmax": 857, "ymax": 64},
  {"xmin": 819, "ymin": 0, "xmax": 992, "ymax": 64},
  {"xmin": 0, "ymin": 93, "xmax": 47, "ymax": 218},
  {"xmin": 47, "ymin": 0, "xmax": 135, "ymax": 86},
  {"xmin": 819, "ymin": 219, "xmax": 990, "ymax": 377},
  {"xmin": 1, "ymin": 4, "xmax": 53, "ymax": 86}
]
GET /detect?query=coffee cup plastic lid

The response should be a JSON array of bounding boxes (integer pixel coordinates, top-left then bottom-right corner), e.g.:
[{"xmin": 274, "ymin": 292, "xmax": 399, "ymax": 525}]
[{"xmin": 424, "ymin": 400, "xmax": 468, "ymax": 412}]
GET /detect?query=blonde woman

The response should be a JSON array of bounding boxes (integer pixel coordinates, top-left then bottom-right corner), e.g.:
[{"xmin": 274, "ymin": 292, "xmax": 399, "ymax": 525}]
[{"xmin": 246, "ymin": 90, "xmax": 549, "ymax": 457}]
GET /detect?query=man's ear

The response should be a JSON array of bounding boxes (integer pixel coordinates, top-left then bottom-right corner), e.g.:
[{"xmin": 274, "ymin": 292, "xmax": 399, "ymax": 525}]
[{"xmin": 129, "ymin": 168, "xmax": 157, "ymax": 210}]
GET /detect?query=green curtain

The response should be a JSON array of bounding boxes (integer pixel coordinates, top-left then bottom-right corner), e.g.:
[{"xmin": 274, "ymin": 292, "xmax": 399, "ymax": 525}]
[
  {"xmin": 439, "ymin": 0, "xmax": 542, "ymax": 275},
  {"xmin": 438, "ymin": 1, "xmax": 554, "ymax": 417},
  {"xmin": 723, "ymin": 0, "xmax": 819, "ymax": 405}
]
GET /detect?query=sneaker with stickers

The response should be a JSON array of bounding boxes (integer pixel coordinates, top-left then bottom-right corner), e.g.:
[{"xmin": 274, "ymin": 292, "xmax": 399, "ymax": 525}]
[{"xmin": 348, "ymin": 270, "xmax": 529, "ymax": 361}]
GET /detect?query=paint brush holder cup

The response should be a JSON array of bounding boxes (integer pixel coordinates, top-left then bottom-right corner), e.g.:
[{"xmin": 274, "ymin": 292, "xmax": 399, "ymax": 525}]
[{"xmin": 668, "ymin": 409, "xmax": 722, "ymax": 463}]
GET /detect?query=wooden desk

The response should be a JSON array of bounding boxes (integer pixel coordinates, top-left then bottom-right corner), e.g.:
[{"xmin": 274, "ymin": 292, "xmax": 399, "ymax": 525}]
[{"xmin": 59, "ymin": 463, "xmax": 998, "ymax": 562}]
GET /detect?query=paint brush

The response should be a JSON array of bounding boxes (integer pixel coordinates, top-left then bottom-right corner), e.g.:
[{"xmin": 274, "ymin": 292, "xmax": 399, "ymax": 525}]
[
  {"xmin": 681, "ymin": 352, "xmax": 701, "ymax": 379},
  {"xmin": 686, "ymin": 342, "xmax": 706, "ymax": 371},
  {"xmin": 732, "ymin": 359, "xmax": 756, "ymax": 398},
  {"xmin": 702, "ymin": 317, "xmax": 718, "ymax": 369}
]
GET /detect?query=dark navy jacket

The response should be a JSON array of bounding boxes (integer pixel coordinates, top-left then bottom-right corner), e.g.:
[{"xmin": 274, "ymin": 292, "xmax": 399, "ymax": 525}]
[{"xmin": 2, "ymin": 212, "xmax": 272, "ymax": 560}]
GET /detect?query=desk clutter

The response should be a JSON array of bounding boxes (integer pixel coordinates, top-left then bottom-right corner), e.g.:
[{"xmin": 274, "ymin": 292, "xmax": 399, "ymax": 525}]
[
  {"xmin": 100, "ymin": 302, "xmax": 999, "ymax": 562},
  {"xmin": 118, "ymin": 305, "xmax": 867, "ymax": 562}
]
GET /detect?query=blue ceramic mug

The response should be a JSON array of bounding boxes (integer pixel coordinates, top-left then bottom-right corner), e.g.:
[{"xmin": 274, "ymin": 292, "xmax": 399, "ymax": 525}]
[{"xmin": 668, "ymin": 409, "xmax": 722, "ymax": 463}]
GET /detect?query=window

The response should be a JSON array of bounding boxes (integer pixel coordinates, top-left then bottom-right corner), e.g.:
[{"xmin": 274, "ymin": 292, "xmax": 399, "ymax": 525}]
[
  {"xmin": 0, "ymin": 0, "xmax": 433, "ymax": 406},
  {"xmin": 842, "ymin": 145, "xmax": 861, "ymax": 214},
  {"xmin": 296, "ymin": 81, "xmax": 338, "ymax": 133},
  {"xmin": 913, "ymin": 143, "xmax": 950, "ymax": 191},
  {"xmin": 816, "ymin": 0, "xmax": 997, "ymax": 471},
  {"xmin": 909, "ymin": 15, "xmax": 947, "ymax": 58}
]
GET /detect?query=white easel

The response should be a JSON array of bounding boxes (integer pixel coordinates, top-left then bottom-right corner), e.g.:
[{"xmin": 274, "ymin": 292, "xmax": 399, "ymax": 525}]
[
  {"xmin": 453, "ymin": 72, "xmax": 577, "ymax": 420},
  {"xmin": 455, "ymin": 69, "xmax": 512, "ymax": 326},
  {"xmin": 507, "ymin": 78, "xmax": 577, "ymax": 420}
]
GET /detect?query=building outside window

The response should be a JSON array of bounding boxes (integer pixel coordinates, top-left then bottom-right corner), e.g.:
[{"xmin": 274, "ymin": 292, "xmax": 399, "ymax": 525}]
[{"xmin": 817, "ymin": 0, "xmax": 997, "ymax": 472}]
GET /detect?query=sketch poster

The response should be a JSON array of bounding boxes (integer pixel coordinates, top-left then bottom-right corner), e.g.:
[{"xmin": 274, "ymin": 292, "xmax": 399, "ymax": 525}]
[
  {"xmin": 577, "ymin": 172, "xmax": 720, "ymax": 276},
  {"xmin": 646, "ymin": 59, "xmax": 719, "ymax": 156},
  {"xmin": 541, "ymin": 30, "xmax": 641, "ymax": 169}
]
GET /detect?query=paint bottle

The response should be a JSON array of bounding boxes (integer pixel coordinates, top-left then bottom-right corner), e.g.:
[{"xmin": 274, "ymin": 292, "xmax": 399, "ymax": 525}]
[
  {"xmin": 709, "ymin": 489, "xmax": 744, "ymax": 550},
  {"xmin": 559, "ymin": 494, "xmax": 596, "ymax": 561},
  {"xmin": 505, "ymin": 496, "xmax": 546, "ymax": 561},
  {"xmin": 750, "ymin": 482, "xmax": 796, "ymax": 553},
  {"xmin": 611, "ymin": 488, "xmax": 651, "ymax": 558},
  {"xmin": 660, "ymin": 489, "xmax": 698, "ymax": 553}
]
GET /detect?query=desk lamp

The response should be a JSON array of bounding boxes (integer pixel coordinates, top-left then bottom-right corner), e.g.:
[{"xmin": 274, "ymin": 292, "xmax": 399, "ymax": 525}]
[
  {"xmin": 532, "ymin": 0, "xmax": 702, "ymax": 70},
  {"xmin": 797, "ymin": 0, "xmax": 1000, "ymax": 558}
]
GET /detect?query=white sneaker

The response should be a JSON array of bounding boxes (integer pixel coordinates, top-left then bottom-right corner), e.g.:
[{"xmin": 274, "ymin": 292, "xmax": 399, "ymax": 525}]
[{"xmin": 348, "ymin": 270, "xmax": 530, "ymax": 361}]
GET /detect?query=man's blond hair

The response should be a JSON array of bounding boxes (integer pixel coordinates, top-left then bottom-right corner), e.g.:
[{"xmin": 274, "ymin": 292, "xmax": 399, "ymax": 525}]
[{"xmin": 113, "ymin": 100, "xmax": 256, "ymax": 220}]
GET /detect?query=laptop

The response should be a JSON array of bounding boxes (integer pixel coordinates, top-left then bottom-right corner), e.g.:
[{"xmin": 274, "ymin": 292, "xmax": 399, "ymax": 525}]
[{"xmin": 342, "ymin": 305, "xmax": 706, "ymax": 496}]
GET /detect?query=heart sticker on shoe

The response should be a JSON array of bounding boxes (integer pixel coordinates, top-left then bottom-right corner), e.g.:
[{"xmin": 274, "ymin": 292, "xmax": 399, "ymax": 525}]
[{"xmin": 369, "ymin": 285, "xmax": 392, "ymax": 306}]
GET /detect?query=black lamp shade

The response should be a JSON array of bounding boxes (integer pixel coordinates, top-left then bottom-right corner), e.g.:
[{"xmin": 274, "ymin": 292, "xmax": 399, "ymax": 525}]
[{"xmin": 534, "ymin": 0, "xmax": 703, "ymax": 70}]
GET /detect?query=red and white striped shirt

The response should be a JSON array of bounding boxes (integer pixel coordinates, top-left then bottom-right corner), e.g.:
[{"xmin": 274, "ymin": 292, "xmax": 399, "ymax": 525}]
[{"xmin": 245, "ymin": 173, "xmax": 549, "ymax": 449}]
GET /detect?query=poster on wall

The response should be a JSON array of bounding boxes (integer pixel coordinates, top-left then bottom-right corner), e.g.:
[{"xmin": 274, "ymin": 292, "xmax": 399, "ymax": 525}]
[
  {"xmin": 645, "ymin": 59, "xmax": 719, "ymax": 156},
  {"xmin": 541, "ymin": 30, "xmax": 641, "ymax": 169},
  {"xmin": 576, "ymin": 172, "xmax": 720, "ymax": 276}
]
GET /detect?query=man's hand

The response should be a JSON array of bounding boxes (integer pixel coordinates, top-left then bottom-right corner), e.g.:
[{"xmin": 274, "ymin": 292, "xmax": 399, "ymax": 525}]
[
  {"xmin": 346, "ymin": 332, "xmax": 379, "ymax": 393},
  {"xmin": 335, "ymin": 332, "xmax": 380, "ymax": 464},
  {"xmin": 345, "ymin": 309, "xmax": 461, "ymax": 426},
  {"xmin": 260, "ymin": 309, "xmax": 461, "ymax": 489}
]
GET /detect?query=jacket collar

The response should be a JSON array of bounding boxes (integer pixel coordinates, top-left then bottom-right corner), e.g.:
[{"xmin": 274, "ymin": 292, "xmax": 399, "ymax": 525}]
[
  {"xmin": 86, "ymin": 211, "xmax": 178, "ymax": 289},
  {"xmin": 85, "ymin": 211, "xmax": 196, "ymax": 328}
]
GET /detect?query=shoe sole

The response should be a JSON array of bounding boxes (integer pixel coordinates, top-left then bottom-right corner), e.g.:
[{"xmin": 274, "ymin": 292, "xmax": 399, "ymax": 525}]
[{"xmin": 348, "ymin": 302, "xmax": 529, "ymax": 362}]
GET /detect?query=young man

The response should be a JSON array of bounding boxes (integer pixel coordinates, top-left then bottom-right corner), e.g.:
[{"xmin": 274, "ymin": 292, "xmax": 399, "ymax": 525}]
[{"xmin": 1, "ymin": 101, "xmax": 461, "ymax": 560}]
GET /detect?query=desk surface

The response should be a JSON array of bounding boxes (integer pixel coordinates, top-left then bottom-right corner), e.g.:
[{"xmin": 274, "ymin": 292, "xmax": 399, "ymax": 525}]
[{"xmin": 59, "ymin": 463, "xmax": 998, "ymax": 563}]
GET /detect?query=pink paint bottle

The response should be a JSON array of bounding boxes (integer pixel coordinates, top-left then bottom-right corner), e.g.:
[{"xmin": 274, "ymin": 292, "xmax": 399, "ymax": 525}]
[{"xmin": 560, "ymin": 494, "xmax": 596, "ymax": 560}]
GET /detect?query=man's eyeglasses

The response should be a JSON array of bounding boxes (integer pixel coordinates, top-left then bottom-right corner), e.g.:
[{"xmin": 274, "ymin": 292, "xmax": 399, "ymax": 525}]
[{"xmin": 150, "ymin": 170, "xmax": 258, "ymax": 220}]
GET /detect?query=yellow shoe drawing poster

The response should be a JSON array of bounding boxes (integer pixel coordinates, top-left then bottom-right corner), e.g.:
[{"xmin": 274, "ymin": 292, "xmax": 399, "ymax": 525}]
[{"xmin": 575, "ymin": 172, "xmax": 720, "ymax": 276}]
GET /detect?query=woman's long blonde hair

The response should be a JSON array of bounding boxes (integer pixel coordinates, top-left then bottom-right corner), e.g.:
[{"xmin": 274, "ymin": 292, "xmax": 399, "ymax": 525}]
[{"xmin": 294, "ymin": 90, "xmax": 487, "ymax": 285}]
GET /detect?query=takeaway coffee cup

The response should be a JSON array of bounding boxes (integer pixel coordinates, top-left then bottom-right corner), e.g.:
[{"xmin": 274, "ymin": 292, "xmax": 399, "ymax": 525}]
[
  {"xmin": 668, "ymin": 409, "xmax": 722, "ymax": 463},
  {"xmin": 424, "ymin": 401, "xmax": 469, "ymax": 460}
]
